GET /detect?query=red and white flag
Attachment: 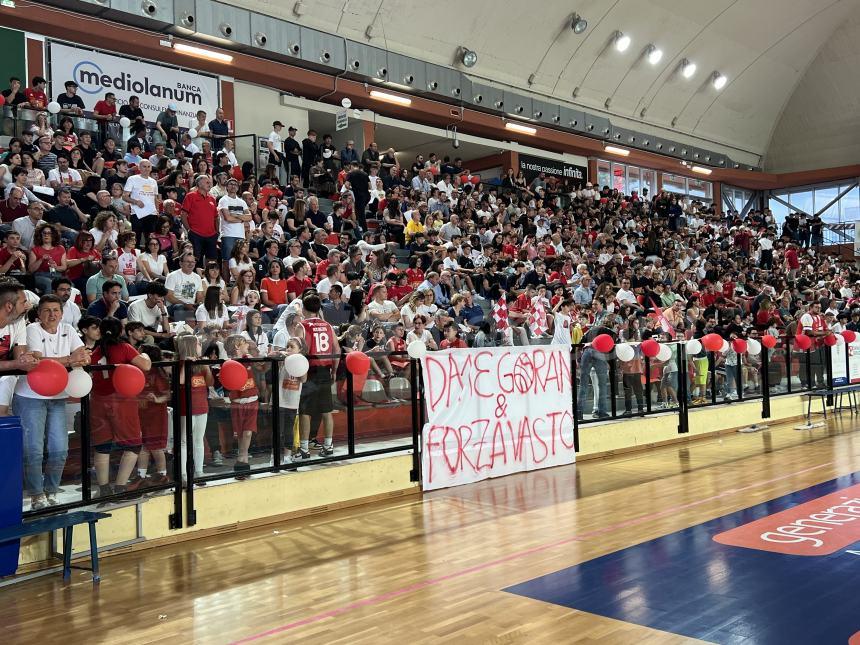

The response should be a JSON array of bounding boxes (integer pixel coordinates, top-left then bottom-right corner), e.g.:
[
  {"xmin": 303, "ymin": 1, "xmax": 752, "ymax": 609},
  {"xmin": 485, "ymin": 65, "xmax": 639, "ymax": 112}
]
[
  {"xmin": 529, "ymin": 298, "xmax": 548, "ymax": 337},
  {"xmin": 493, "ymin": 293, "xmax": 509, "ymax": 331}
]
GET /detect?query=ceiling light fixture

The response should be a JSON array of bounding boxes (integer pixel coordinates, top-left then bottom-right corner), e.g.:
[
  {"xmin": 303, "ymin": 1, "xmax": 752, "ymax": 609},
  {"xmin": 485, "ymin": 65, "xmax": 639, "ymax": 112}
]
[
  {"xmin": 173, "ymin": 43, "xmax": 233, "ymax": 63},
  {"xmin": 712, "ymin": 72, "xmax": 727, "ymax": 90},
  {"xmin": 460, "ymin": 47, "xmax": 478, "ymax": 68},
  {"xmin": 571, "ymin": 13, "xmax": 588, "ymax": 34},
  {"xmin": 646, "ymin": 45, "xmax": 663, "ymax": 65},
  {"xmin": 680, "ymin": 59, "xmax": 696, "ymax": 79},
  {"xmin": 691, "ymin": 165, "xmax": 713, "ymax": 175},
  {"xmin": 614, "ymin": 31, "xmax": 631, "ymax": 53},
  {"xmin": 604, "ymin": 145, "xmax": 630, "ymax": 156},
  {"xmin": 368, "ymin": 90, "xmax": 412, "ymax": 106},
  {"xmin": 505, "ymin": 121, "xmax": 537, "ymax": 135}
]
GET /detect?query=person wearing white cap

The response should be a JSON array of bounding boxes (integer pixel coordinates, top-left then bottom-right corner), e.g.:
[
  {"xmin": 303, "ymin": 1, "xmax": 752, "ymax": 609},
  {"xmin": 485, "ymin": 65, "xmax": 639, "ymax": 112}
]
[
  {"xmin": 153, "ymin": 103, "xmax": 179, "ymax": 146},
  {"xmin": 582, "ymin": 182, "xmax": 595, "ymax": 199}
]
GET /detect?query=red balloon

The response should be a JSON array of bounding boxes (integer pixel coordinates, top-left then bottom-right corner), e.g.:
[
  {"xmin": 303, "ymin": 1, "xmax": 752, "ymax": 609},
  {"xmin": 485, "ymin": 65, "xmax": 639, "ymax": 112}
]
[
  {"xmin": 731, "ymin": 338, "xmax": 747, "ymax": 354},
  {"xmin": 702, "ymin": 333, "xmax": 724, "ymax": 352},
  {"xmin": 761, "ymin": 335, "xmax": 778, "ymax": 349},
  {"xmin": 345, "ymin": 351, "xmax": 371, "ymax": 375},
  {"xmin": 640, "ymin": 339, "xmax": 660, "ymax": 358},
  {"xmin": 219, "ymin": 359, "xmax": 248, "ymax": 391},
  {"xmin": 0, "ymin": 94, "xmax": 5, "ymax": 107},
  {"xmin": 842, "ymin": 330, "xmax": 857, "ymax": 343},
  {"xmin": 592, "ymin": 333, "xmax": 615, "ymax": 353},
  {"xmin": 27, "ymin": 359, "xmax": 69, "ymax": 397},
  {"xmin": 113, "ymin": 364, "xmax": 145, "ymax": 397},
  {"xmin": 794, "ymin": 334, "xmax": 812, "ymax": 351},
  {"xmin": 824, "ymin": 333, "xmax": 838, "ymax": 347}
]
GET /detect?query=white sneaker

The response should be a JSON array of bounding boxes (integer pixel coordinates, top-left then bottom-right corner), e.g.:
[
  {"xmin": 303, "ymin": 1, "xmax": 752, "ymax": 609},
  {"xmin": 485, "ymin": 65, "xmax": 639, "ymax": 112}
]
[
  {"xmin": 45, "ymin": 493, "xmax": 58, "ymax": 506},
  {"xmin": 30, "ymin": 495, "xmax": 47, "ymax": 511},
  {"xmin": 212, "ymin": 450, "xmax": 224, "ymax": 466}
]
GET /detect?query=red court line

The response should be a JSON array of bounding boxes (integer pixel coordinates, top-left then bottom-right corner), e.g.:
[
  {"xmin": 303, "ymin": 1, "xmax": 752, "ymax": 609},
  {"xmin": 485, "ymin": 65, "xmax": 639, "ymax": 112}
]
[{"xmin": 231, "ymin": 461, "xmax": 833, "ymax": 644}]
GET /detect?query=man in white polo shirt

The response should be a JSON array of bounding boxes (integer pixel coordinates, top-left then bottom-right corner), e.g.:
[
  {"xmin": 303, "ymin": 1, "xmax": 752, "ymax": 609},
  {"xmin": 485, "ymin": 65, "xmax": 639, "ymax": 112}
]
[{"xmin": 165, "ymin": 254, "xmax": 203, "ymax": 322}]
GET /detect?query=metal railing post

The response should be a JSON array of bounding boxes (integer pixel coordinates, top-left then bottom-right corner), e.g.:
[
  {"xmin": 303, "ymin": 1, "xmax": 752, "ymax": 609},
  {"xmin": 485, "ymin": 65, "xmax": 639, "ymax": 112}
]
[
  {"xmin": 169, "ymin": 363, "xmax": 183, "ymax": 529},
  {"xmin": 409, "ymin": 358, "xmax": 420, "ymax": 482},
  {"xmin": 271, "ymin": 357, "xmax": 281, "ymax": 468},
  {"xmin": 346, "ymin": 366, "xmax": 356, "ymax": 457},
  {"xmin": 80, "ymin": 390, "xmax": 92, "ymax": 504},
  {"xmin": 786, "ymin": 335, "xmax": 793, "ymax": 394},
  {"xmin": 608, "ymin": 356, "xmax": 618, "ymax": 418},
  {"xmin": 571, "ymin": 347, "xmax": 579, "ymax": 452},
  {"xmin": 761, "ymin": 345, "xmax": 771, "ymax": 419},
  {"xmin": 825, "ymin": 347, "xmax": 834, "ymax": 405},
  {"xmin": 709, "ymin": 352, "xmax": 717, "ymax": 404},
  {"xmin": 183, "ymin": 361, "xmax": 196, "ymax": 527},
  {"xmin": 644, "ymin": 355, "xmax": 653, "ymax": 413},
  {"xmin": 677, "ymin": 344, "xmax": 689, "ymax": 434}
]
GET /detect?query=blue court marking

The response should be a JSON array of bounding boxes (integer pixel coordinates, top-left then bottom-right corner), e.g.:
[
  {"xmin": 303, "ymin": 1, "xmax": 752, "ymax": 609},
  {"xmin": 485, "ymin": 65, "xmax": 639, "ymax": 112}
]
[{"xmin": 505, "ymin": 472, "xmax": 860, "ymax": 644}]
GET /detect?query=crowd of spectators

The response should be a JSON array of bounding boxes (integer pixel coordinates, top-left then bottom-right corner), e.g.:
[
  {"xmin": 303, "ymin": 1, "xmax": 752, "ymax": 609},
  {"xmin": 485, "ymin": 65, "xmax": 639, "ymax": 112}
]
[{"xmin": 0, "ymin": 73, "xmax": 854, "ymax": 510}]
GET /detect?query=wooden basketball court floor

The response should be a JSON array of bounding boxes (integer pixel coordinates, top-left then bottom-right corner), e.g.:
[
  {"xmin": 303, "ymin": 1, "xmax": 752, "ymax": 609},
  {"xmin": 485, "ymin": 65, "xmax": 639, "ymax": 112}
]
[{"xmin": 5, "ymin": 415, "xmax": 860, "ymax": 644}]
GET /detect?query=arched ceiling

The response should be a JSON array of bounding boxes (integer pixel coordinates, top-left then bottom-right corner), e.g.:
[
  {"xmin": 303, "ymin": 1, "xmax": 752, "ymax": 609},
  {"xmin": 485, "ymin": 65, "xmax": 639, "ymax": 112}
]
[{"xmin": 235, "ymin": 0, "xmax": 860, "ymax": 165}]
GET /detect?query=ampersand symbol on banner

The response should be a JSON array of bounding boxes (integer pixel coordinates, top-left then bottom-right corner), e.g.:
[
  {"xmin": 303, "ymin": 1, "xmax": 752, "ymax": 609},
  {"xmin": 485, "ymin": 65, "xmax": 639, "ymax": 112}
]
[{"xmin": 494, "ymin": 394, "xmax": 508, "ymax": 418}]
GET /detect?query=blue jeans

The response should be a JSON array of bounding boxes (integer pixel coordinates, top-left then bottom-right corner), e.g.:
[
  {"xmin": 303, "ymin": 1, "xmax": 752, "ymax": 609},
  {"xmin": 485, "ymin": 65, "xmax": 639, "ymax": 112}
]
[
  {"xmin": 578, "ymin": 349, "xmax": 609, "ymax": 417},
  {"xmin": 13, "ymin": 395, "xmax": 69, "ymax": 496}
]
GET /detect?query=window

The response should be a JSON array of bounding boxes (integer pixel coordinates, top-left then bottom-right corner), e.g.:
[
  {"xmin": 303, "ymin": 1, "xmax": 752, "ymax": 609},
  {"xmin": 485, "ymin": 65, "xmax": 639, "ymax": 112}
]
[
  {"xmin": 840, "ymin": 184, "xmax": 859, "ymax": 222},
  {"xmin": 596, "ymin": 160, "xmax": 610, "ymax": 190},
  {"xmin": 687, "ymin": 177, "xmax": 712, "ymax": 200},
  {"xmin": 611, "ymin": 163, "xmax": 625, "ymax": 193},
  {"xmin": 641, "ymin": 169, "xmax": 657, "ymax": 198},
  {"xmin": 627, "ymin": 165, "xmax": 641, "ymax": 195},
  {"xmin": 662, "ymin": 173, "xmax": 687, "ymax": 195}
]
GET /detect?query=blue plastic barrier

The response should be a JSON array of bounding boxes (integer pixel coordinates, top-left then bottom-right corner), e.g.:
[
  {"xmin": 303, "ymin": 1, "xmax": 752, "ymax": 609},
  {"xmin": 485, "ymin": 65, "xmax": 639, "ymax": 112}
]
[{"xmin": 0, "ymin": 416, "xmax": 23, "ymax": 577}]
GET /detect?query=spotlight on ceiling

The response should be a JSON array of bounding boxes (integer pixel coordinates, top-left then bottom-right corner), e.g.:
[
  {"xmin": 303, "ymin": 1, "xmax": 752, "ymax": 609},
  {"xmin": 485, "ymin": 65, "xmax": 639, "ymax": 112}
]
[
  {"xmin": 712, "ymin": 72, "xmax": 727, "ymax": 90},
  {"xmin": 646, "ymin": 44, "xmax": 663, "ymax": 65},
  {"xmin": 571, "ymin": 13, "xmax": 588, "ymax": 34},
  {"xmin": 680, "ymin": 59, "xmax": 696, "ymax": 79},
  {"xmin": 460, "ymin": 47, "xmax": 478, "ymax": 68},
  {"xmin": 614, "ymin": 31, "xmax": 631, "ymax": 53}
]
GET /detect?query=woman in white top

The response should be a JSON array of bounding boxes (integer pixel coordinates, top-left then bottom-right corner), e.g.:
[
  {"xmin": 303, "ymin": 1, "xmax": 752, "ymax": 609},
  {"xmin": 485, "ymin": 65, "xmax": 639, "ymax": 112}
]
[
  {"xmin": 405, "ymin": 315, "xmax": 438, "ymax": 350},
  {"xmin": 227, "ymin": 239, "xmax": 254, "ymax": 282},
  {"xmin": 90, "ymin": 212, "xmax": 119, "ymax": 251},
  {"xmin": 29, "ymin": 112, "xmax": 52, "ymax": 139},
  {"xmin": 13, "ymin": 294, "xmax": 90, "ymax": 510},
  {"xmin": 400, "ymin": 290, "xmax": 424, "ymax": 331},
  {"xmin": 417, "ymin": 289, "xmax": 439, "ymax": 329},
  {"xmin": 137, "ymin": 237, "xmax": 169, "ymax": 282},
  {"xmin": 195, "ymin": 285, "xmax": 231, "ymax": 329},
  {"xmin": 241, "ymin": 310, "xmax": 270, "ymax": 356},
  {"xmin": 202, "ymin": 262, "xmax": 228, "ymax": 302}
]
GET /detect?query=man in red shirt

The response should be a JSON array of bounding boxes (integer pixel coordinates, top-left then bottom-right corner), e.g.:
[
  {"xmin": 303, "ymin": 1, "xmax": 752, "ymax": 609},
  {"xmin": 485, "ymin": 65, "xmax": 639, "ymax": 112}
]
[
  {"xmin": 286, "ymin": 259, "xmax": 313, "ymax": 301},
  {"xmin": 0, "ymin": 187, "xmax": 27, "ymax": 223},
  {"xmin": 93, "ymin": 92, "xmax": 117, "ymax": 120},
  {"xmin": 297, "ymin": 294, "xmax": 340, "ymax": 459},
  {"xmin": 181, "ymin": 175, "xmax": 219, "ymax": 267},
  {"xmin": 24, "ymin": 76, "xmax": 48, "ymax": 110}
]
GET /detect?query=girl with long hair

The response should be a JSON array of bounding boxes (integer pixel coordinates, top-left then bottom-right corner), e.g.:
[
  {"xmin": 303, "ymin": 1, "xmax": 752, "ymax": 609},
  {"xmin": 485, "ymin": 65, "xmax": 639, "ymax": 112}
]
[
  {"xmin": 135, "ymin": 344, "xmax": 171, "ymax": 486},
  {"xmin": 176, "ymin": 334, "xmax": 214, "ymax": 483},
  {"xmin": 90, "ymin": 317, "xmax": 152, "ymax": 496},
  {"xmin": 230, "ymin": 268, "xmax": 257, "ymax": 306},
  {"xmin": 223, "ymin": 335, "xmax": 260, "ymax": 479},
  {"xmin": 195, "ymin": 285, "xmax": 230, "ymax": 329}
]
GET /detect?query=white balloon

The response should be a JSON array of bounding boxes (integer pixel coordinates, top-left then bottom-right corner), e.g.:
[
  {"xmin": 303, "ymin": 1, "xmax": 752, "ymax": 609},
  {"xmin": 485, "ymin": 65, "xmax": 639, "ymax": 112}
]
[
  {"xmin": 720, "ymin": 339, "xmax": 730, "ymax": 353},
  {"xmin": 685, "ymin": 338, "xmax": 702, "ymax": 355},
  {"xmin": 747, "ymin": 338, "xmax": 762, "ymax": 355},
  {"xmin": 341, "ymin": 97, "xmax": 352, "ymax": 108},
  {"xmin": 407, "ymin": 340, "xmax": 427, "ymax": 359},
  {"xmin": 64, "ymin": 368, "xmax": 92, "ymax": 398},
  {"xmin": 285, "ymin": 353, "xmax": 309, "ymax": 378},
  {"xmin": 656, "ymin": 343, "xmax": 672, "ymax": 362},
  {"xmin": 119, "ymin": 116, "xmax": 131, "ymax": 128},
  {"xmin": 47, "ymin": 101, "xmax": 61, "ymax": 115},
  {"xmin": 187, "ymin": 128, "xmax": 198, "ymax": 139},
  {"xmin": 615, "ymin": 343, "xmax": 635, "ymax": 362}
]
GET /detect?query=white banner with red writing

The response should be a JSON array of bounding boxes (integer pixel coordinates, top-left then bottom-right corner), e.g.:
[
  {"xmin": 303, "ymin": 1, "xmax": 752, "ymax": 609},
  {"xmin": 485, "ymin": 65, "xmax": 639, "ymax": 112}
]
[{"xmin": 420, "ymin": 345, "xmax": 575, "ymax": 491}]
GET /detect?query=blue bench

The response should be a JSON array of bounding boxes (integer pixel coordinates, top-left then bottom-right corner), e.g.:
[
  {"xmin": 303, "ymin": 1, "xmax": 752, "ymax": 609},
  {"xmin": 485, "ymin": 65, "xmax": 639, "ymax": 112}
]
[
  {"xmin": 804, "ymin": 385, "xmax": 860, "ymax": 423},
  {"xmin": 0, "ymin": 511, "xmax": 110, "ymax": 582}
]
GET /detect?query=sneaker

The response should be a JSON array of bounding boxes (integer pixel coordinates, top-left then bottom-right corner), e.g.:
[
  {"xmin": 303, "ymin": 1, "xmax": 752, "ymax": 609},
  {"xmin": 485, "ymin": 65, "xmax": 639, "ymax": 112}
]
[
  {"xmin": 146, "ymin": 473, "xmax": 170, "ymax": 486},
  {"xmin": 319, "ymin": 445, "xmax": 334, "ymax": 457},
  {"xmin": 30, "ymin": 495, "xmax": 47, "ymax": 511},
  {"xmin": 211, "ymin": 450, "xmax": 224, "ymax": 466},
  {"xmin": 311, "ymin": 439, "xmax": 323, "ymax": 450},
  {"xmin": 45, "ymin": 493, "xmax": 58, "ymax": 506},
  {"xmin": 293, "ymin": 449, "xmax": 310, "ymax": 462}
]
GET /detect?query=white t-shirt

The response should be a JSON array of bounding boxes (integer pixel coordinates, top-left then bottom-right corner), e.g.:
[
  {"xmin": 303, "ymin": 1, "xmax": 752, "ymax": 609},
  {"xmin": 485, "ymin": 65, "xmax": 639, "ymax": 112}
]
[
  {"xmin": 0, "ymin": 318, "xmax": 27, "ymax": 361},
  {"xmin": 218, "ymin": 194, "xmax": 248, "ymax": 238},
  {"xmin": 367, "ymin": 299, "xmax": 398, "ymax": 318},
  {"xmin": 241, "ymin": 328, "xmax": 269, "ymax": 355},
  {"xmin": 139, "ymin": 252, "xmax": 167, "ymax": 279},
  {"xmin": 128, "ymin": 298, "xmax": 165, "ymax": 328},
  {"xmin": 123, "ymin": 174, "xmax": 159, "ymax": 221},
  {"xmin": 271, "ymin": 336, "xmax": 303, "ymax": 410},
  {"xmin": 195, "ymin": 303, "xmax": 230, "ymax": 327},
  {"xmin": 616, "ymin": 288, "xmax": 638, "ymax": 305},
  {"xmin": 268, "ymin": 130, "xmax": 283, "ymax": 155},
  {"xmin": 62, "ymin": 297, "xmax": 81, "ymax": 327},
  {"xmin": 16, "ymin": 322, "xmax": 84, "ymax": 399},
  {"xmin": 552, "ymin": 313, "xmax": 572, "ymax": 346},
  {"xmin": 165, "ymin": 269, "xmax": 203, "ymax": 305},
  {"xmin": 90, "ymin": 227, "xmax": 118, "ymax": 249},
  {"xmin": 406, "ymin": 329, "xmax": 434, "ymax": 345},
  {"xmin": 47, "ymin": 167, "xmax": 82, "ymax": 187},
  {"xmin": 118, "ymin": 249, "xmax": 139, "ymax": 283}
]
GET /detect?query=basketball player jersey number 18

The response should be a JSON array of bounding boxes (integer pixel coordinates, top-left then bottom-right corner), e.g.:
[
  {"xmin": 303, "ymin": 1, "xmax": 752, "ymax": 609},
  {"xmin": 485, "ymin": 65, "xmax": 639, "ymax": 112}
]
[{"xmin": 302, "ymin": 317, "xmax": 335, "ymax": 365}]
